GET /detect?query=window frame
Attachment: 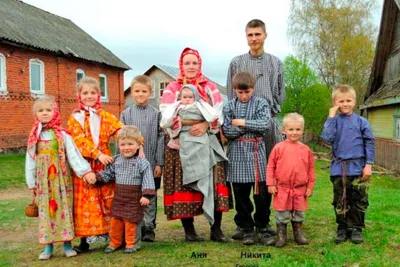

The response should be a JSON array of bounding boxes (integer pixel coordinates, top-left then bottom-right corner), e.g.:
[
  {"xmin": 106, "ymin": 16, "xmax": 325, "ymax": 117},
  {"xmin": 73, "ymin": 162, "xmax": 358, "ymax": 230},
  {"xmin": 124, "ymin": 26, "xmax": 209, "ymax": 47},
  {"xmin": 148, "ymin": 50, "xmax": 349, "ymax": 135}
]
[
  {"xmin": 159, "ymin": 81, "xmax": 169, "ymax": 98},
  {"xmin": 0, "ymin": 53, "xmax": 6, "ymax": 92},
  {"xmin": 29, "ymin": 59, "xmax": 45, "ymax": 94},
  {"xmin": 76, "ymin": 69, "xmax": 85, "ymax": 83},
  {"xmin": 99, "ymin": 74, "xmax": 108, "ymax": 102}
]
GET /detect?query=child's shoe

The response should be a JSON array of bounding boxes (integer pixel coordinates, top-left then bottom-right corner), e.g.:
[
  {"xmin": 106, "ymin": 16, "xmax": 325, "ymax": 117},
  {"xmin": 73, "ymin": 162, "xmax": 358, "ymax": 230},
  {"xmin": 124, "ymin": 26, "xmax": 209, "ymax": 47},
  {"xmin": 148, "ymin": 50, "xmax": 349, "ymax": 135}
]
[
  {"xmin": 350, "ymin": 229, "xmax": 363, "ymax": 244},
  {"xmin": 241, "ymin": 230, "xmax": 255, "ymax": 245},
  {"xmin": 38, "ymin": 244, "xmax": 53, "ymax": 260},
  {"xmin": 231, "ymin": 227, "xmax": 244, "ymax": 240},
  {"xmin": 124, "ymin": 247, "xmax": 137, "ymax": 254},
  {"xmin": 335, "ymin": 228, "xmax": 347, "ymax": 244},
  {"xmin": 104, "ymin": 246, "xmax": 117, "ymax": 253},
  {"xmin": 291, "ymin": 221, "xmax": 309, "ymax": 245},
  {"xmin": 38, "ymin": 252, "xmax": 52, "ymax": 260},
  {"xmin": 64, "ymin": 241, "xmax": 77, "ymax": 257},
  {"xmin": 65, "ymin": 249, "xmax": 77, "ymax": 257},
  {"xmin": 257, "ymin": 228, "xmax": 275, "ymax": 246},
  {"xmin": 73, "ymin": 238, "xmax": 90, "ymax": 253},
  {"xmin": 275, "ymin": 223, "xmax": 287, "ymax": 248},
  {"xmin": 142, "ymin": 228, "xmax": 155, "ymax": 242}
]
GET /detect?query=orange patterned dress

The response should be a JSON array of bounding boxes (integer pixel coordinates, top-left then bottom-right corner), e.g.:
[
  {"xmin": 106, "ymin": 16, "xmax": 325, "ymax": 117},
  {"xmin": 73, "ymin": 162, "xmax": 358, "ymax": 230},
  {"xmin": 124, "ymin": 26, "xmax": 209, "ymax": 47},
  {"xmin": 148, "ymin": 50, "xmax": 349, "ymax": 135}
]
[{"xmin": 68, "ymin": 109, "xmax": 123, "ymax": 237}]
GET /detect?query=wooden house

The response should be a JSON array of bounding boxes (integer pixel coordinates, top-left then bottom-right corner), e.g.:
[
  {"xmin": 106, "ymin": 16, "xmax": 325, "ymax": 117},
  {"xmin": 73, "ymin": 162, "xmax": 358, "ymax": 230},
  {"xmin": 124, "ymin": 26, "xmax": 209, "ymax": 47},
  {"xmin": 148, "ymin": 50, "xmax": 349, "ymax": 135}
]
[
  {"xmin": 360, "ymin": 0, "xmax": 400, "ymax": 172},
  {"xmin": 0, "ymin": 0, "xmax": 130, "ymax": 150}
]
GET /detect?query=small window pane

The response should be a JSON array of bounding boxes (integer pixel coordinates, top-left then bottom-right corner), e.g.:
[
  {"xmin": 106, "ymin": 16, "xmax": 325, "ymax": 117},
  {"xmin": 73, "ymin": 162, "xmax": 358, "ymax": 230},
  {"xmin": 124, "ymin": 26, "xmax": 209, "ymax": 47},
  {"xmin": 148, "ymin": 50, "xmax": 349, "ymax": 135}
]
[
  {"xmin": 77, "ymin": 72, "xmax": 84, "ymax": 83},
  {"xmin": 31, "ymin": 64, "xmax": 41, "ymax": 91},
  {"xmin": 100, "ymin": 77, "xmax": 106, "ymax": 97}
]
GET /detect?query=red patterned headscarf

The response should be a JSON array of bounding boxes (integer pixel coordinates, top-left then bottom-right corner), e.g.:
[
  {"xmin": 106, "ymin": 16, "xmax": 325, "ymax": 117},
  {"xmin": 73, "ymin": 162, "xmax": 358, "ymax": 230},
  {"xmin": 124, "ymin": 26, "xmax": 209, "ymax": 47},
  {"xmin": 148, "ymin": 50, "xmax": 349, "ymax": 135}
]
[
  {"xmin": 27, "ymin": 100, "xmax": 68, "ymax": 175},
  {"xmin": 177, "ymin": 47, "xmax": 209, "ymax": 102}
]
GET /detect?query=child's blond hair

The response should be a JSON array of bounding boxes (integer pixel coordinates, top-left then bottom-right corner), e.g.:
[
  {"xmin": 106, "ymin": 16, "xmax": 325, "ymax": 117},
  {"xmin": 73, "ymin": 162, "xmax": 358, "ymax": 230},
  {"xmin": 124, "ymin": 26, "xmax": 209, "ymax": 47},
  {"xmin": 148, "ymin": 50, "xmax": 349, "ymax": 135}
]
[
  {"xmin": 117, "ymin": 125, "xmax": 144, "ymax": 145},
  {"xmin": 32, "ymin": 94, "xmax": 55, "ymax": 114},
  {"xmin": 332, "ymin": 84, "xmax": 356, "ymax": 101},
  {"xmin": 77, "ymin": 77, "xmax": 101, "ymax": 94},
  {"xmin": 130, "ymin": 75, "xmax": 153, "ymax": 92},
  {"xmin": 282, "ymin": 112, "xmax": 305, "ymax": 129}
]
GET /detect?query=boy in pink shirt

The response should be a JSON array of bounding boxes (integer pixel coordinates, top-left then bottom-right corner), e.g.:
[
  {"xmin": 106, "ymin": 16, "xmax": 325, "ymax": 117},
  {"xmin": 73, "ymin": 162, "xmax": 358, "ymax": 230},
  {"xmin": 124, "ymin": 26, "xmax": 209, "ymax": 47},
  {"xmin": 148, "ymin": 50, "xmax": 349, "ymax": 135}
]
[{"xmin": 267, "ymin": 113, "xmax": 315, "ymax": 247}]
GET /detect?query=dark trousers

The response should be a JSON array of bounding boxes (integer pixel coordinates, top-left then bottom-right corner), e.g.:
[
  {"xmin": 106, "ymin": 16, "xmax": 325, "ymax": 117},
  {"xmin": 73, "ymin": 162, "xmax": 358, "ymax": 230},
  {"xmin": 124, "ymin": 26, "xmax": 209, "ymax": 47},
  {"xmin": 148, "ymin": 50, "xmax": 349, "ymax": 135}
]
[
  {"xmin": 330, "ymin": 176, "xmax": 369, "ymax": 230},
  {"xmin": 232, "ymin": 182, "xmax": 272, "ymax": 230}
]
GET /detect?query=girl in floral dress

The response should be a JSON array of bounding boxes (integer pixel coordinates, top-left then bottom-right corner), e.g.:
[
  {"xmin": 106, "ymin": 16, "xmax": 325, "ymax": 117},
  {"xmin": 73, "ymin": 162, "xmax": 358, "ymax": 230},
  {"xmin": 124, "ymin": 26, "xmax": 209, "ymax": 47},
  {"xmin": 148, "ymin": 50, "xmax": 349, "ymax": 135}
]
[{"xmin": 26, "ymin": 95, "xmax": 96, "ymax": 260}]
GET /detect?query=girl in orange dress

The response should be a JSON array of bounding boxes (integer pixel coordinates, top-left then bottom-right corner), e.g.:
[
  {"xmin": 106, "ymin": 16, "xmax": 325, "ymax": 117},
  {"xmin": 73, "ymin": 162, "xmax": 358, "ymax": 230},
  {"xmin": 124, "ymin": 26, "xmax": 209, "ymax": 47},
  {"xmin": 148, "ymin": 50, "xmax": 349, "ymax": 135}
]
[{"xmin": 68, "ymin": 77, "xmax": 123, "ymax": 252}]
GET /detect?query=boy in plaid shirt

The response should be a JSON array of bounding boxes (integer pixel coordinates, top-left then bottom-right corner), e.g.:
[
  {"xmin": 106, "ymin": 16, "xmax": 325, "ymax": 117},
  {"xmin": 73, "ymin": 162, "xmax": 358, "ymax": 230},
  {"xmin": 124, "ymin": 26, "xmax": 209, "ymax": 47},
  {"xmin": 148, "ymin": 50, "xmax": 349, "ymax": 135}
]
[
  {"xmin": 222, "ymin": 72, "xmax": 273, "ymax": 246},
  {"xmin": 97, "ymin": 126, "xmax": 156, "ymax": 254}
]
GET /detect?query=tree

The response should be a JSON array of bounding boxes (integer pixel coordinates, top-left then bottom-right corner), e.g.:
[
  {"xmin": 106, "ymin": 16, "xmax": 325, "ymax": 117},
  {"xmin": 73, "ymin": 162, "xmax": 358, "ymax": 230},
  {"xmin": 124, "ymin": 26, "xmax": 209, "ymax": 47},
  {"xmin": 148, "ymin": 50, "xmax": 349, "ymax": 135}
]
[
  {"xmin": 282, "ymin": 55, "xmax": 331, "ymax": 137},
  {"xmin": 288, "ymin": 0, "xmax": 377, "ymax": 107}
]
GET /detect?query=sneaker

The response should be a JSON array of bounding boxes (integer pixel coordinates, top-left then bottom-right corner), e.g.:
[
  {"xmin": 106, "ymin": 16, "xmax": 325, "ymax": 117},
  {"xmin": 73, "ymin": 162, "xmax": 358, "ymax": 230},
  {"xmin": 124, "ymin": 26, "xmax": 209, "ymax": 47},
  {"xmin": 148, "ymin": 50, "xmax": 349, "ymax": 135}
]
[
  {"xmin": 231, "ymin": 227, "xmax": 244, "ymax": 240},
  {"xmin": 350, "ymin": 229, "xmax": 363, "ymax": 244},
  {"xmin": 124, "ymin": 248, "xmax": 137, "ymax": 254},
  {"xmin": 65, "ymin": 249, "xmax": 77, "ymax": 258},
  {"xmin": 242, "ymin": 232, "xmax": 255, "ymax": 245},
  {"xmin": 104, "ymin": 246, "xmax": 117, "ymax": 253},
  {"xmin": 38, "ymin": 252, "xmax": 52, "ymax": 260},
  {"xmin": 335, "ymin": 229, "xmax": 347, "ymax": 244},
  {"xmin": 257, "ymin": 228, "xmax": 275, "ymax": 246}
]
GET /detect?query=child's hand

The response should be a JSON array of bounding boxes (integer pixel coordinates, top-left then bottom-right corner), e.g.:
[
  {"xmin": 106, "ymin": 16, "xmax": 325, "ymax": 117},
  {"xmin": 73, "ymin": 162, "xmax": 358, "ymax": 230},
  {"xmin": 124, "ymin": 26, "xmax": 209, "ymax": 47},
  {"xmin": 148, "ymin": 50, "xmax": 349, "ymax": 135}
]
[
  {"xmin": 268, "ymin": 185, "xmax": 277, "ymax": 195},
  {"xmin": 138, "ymin": 146, "xmax": 145, "ymax": 159},
  {"xmin": 140, "ymin": 197, "xmax": 150, "ymax": 206},
  {"xmin": 83, "ymin": 172, "xmax": 96, "ymax": 184},
  {"xmin": 305, "ymin": 188, "xmax": 313, "ymax": 198},
  {"xmin": 329, "ymin": 106, "xmax": 339, "ymax": 118},
  {"xmin": 154, "ymin": 166, "xmax": 162, "ymax": 177},
  {"xmin": 232, "ymin": 119, "xmax": 246, "ymax": 127},
  {"xmin": 361, "ymin": 164, "xmax": 372, "ymax": 182},
  {"xmin": 98, "ymin": 154, "xmax": 114, "ymax": 165},
  {"xmin": 30, "ymin": 188, "xmax": 37, "ymax": 197}
]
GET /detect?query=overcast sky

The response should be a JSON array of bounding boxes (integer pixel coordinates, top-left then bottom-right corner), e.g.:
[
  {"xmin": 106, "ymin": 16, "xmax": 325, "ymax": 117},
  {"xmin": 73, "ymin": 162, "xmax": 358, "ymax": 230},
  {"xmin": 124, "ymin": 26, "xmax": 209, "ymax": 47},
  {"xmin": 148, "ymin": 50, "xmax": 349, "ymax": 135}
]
[{"xmin": 23, "ymin": 0, "xmax": 383, "ymax": 88}]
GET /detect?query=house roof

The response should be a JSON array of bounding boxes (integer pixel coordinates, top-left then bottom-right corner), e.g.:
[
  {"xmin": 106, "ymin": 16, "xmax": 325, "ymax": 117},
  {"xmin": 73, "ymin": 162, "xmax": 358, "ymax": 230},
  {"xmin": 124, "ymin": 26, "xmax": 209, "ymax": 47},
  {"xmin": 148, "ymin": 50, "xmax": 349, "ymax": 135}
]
[
  {"xmin": 361, "ymin": 78, "xmax": 400, "ymax": 109},
  {"xmin": 364, "ymin": 0, "xmax": 399, "ymax": 101},
  {"xmin": 144, "ymin": 64, "xmax": 227, "ymax": 94},
  {"xmin": 0, "ymin": 0, "xmax": 130, "ymax": 70}
]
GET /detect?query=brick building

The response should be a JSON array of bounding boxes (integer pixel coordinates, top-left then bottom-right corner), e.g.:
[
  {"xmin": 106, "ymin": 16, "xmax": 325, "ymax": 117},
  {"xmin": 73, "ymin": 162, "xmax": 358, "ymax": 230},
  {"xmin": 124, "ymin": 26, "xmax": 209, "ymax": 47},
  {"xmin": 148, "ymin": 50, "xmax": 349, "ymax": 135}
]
[{"xmin": 0, "ymin": 0, "xmax": 130, "ymax": 150}]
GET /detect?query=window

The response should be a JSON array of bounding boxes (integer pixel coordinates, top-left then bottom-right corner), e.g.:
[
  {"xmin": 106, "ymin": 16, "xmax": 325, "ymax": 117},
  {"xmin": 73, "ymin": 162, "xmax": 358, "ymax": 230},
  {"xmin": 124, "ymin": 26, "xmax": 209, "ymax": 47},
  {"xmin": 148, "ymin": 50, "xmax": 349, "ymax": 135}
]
[
  {"xmin": 76, "ymin": 69, "xmax": 85, "ymax": 83},
  {"xmin": 0, "ymin": 54, "xmax": 6, "ymax": 92},
  {"xmin": 30, "ymin": 59, "xmax": 44, "ymax": 94},
  {"xmin": 159, "ymin": 82, "xmax": 169, "ymax": 97},
  {"xmin": 99, "ymin": 74, "xmax": 108, "ymax": 101}
]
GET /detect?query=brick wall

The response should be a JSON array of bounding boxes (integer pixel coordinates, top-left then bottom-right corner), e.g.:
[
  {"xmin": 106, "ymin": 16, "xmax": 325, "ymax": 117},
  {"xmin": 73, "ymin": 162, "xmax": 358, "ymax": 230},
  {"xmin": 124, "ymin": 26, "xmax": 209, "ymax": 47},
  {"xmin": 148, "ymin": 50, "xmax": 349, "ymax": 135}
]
[{"xmin": 0, "ymin": 44, "xmax": 126, "ymax": 149}]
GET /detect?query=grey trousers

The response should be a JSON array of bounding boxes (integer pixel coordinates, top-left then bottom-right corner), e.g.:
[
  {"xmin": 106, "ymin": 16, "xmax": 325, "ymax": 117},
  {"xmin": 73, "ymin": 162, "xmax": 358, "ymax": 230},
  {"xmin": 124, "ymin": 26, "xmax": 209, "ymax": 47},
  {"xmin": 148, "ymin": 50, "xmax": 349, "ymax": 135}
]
[{"xmin": 275, "ymin": 211, "xmax": 305, "ymax": 224}]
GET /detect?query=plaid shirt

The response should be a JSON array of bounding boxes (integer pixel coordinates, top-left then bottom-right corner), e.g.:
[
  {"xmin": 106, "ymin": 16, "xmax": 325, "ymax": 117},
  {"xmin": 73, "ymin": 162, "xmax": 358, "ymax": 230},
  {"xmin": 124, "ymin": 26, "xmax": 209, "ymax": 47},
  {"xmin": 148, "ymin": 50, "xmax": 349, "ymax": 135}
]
[
  {"xmin": 100, "ymin": 155, "xmax": 155, "ymax": 191},
  {"xmin": 222, "ymin": 96, "xmax": 271, "ymax": 183},
  {"xmin": 226, "ymin": 52, "xmax": 284, "ymax": 115},
  {"xmin": 120, "ymin": 104, "xmax": 164, "ymax": 171}
]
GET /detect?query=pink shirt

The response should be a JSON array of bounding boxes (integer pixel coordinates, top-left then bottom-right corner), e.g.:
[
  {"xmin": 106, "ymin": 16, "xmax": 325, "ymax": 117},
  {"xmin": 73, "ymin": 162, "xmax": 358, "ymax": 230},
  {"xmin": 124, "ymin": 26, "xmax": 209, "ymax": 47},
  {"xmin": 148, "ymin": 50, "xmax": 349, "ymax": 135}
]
[{"xmin": 267, "ymin": 140, "xmax": 315, "ymax": 211}]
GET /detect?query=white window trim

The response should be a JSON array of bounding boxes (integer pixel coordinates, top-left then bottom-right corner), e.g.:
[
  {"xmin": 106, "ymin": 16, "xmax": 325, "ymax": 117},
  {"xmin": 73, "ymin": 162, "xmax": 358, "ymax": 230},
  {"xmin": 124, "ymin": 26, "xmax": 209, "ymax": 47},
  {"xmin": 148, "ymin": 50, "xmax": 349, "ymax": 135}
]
[
  {"xmin": 0, "ymin": 53, "xmax": 6, "ymax": 92},
  {"xmin": 159, "ymin": 82, "xmax": 168, "ymax": 98},
  {"xmin": 99, "ymin": 74, "xmax": 108, "ymax": 102},
  {"xmin": 150, "ymin": 81, "xmax": 155, "ymax": 99},
  {"xmin": 29, "ymin": 59, "xmax": 45, "ymax": 94},
  {"xmin": 76, "ymin": 69, "xmax": 85, "ymax": 83}
]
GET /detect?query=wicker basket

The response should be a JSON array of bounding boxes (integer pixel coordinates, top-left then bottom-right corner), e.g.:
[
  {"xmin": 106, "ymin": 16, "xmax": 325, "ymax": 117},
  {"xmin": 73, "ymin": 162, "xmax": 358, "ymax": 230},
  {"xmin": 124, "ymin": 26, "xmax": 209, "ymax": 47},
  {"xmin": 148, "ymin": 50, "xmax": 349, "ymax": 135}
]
[{"xmin": 25, "ymin": 196, "xmax": 38, "ymax": 217}]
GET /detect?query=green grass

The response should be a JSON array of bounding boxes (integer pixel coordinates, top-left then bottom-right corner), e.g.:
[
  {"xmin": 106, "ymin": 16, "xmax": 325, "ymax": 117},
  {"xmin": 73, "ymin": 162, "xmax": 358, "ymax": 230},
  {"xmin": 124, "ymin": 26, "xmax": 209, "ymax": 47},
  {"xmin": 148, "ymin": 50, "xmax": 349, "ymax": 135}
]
[
  {"xmin": 0, "ymin": 154, "xmax": 25, "ymax": 189},
  {"xmin": 0, "ymin": 155, "xmax": 399, "ymax": 266}
]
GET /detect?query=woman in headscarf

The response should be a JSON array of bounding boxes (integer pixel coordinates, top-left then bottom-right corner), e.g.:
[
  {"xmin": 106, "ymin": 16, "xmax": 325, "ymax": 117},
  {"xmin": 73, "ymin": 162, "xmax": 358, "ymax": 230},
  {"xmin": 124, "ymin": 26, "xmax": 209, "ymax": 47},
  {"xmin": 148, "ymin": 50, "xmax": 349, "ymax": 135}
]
[{"xmin": 160, "ymin": 47, "xmax": 230, "ymax": 242}]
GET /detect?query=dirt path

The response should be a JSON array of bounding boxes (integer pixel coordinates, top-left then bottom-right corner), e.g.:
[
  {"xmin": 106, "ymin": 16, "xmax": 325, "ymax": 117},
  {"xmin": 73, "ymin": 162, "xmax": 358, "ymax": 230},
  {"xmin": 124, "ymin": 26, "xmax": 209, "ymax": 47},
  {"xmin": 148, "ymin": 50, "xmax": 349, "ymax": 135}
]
[{"xmin": 0, "ymin": 187, "xmax": 29, "ymax": 200}]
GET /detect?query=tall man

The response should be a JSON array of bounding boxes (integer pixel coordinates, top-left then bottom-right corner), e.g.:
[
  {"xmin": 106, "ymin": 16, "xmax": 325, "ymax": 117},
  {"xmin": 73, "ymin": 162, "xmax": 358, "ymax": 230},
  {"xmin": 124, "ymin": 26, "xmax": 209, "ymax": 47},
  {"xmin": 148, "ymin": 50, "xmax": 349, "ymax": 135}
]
[{"xmin": 226, "ymin": 19, "xmax": 285, "ymax": 241}]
